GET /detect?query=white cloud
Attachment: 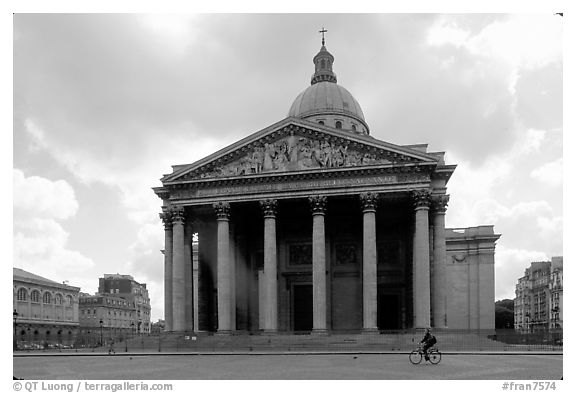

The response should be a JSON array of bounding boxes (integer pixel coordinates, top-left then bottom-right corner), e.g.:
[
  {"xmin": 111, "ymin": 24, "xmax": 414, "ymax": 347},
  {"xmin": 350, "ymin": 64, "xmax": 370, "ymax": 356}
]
[
  {"xmin": 495, "ymin": 246, "xmax": 549, "ymax": 300},
  {"xmin": 465, "ymin": 15, "xmax": 562, "ymax": 71},
  {"xmin": 128, "ymin": 223, "xmax": 164, "ymax": 259},
  {"xmin": 445, "ymin": 125, "xmax": 558, "ymax": 229},
  {"xmin": 13, "ymin": 168, "xmax": 78, "ymax": 220},
  {"xmin": 14, "ymin": 218, "xmax": 94, "ymax": 273},
  {"xmin": 518, "ymin": 128, "xmax": 547, "ymax": 155},
  {"xmin": 427, "ymin": 14, "xmax": 562, "ymax": 96},
  {"xmin": 535, "ymin": 215, "xmax": 563, "ymax": 251},
  {"xmin": 445, "ymin": 155, "xmax": 512, "ymax": 228},
  {"xmin": 137, "ymin": 14, "xmax": 200, "ymax": 50},
  {"xmin": 13, "ymin": 170, "xmax": 94, "ymax": 282},
  {"xmin": 427, "ymin": 20, "xmax": 470, "ymax": 47},
  {"xmin": 429, "ymin": 15, "xmax": 562, "ymax": 71},
  {"xmin": 530, "ymin": 158, "xmax": 563, "ymax": 187},
  {"xmin": 23, "ymin": 119, "xmax": 229, "ymax": 226}
]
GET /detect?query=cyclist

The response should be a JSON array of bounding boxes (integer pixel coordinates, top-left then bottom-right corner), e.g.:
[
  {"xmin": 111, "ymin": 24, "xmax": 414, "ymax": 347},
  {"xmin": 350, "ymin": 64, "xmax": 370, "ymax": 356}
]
[{"xmin": 420, "ymin": 328, "xmax": 436, "ymax": 361}]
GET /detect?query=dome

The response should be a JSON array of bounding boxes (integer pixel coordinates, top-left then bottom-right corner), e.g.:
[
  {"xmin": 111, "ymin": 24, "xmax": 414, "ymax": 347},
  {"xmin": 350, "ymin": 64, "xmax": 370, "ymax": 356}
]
[
  {"xmin": 288, "ymin": 42, "xmax": 370, "ymax": 135},
  {"xmin": 288, "ymin": 82, "xmax": 367, "ymax": 124}
]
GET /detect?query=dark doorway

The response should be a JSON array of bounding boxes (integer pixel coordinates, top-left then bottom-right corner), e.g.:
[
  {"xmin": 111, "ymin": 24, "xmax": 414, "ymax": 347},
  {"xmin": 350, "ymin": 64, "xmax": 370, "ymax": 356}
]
[
  {"xmin": 378, "ymin": 293, "xmax": 400, "ymax": 330},
  {"xmin": 293, "ymin": 284, "xmax": 313, "ymax": 331}
]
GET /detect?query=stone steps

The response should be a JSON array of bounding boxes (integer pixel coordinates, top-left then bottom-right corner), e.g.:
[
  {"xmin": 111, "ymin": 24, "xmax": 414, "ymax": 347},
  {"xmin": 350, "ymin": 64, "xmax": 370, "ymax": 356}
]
[{"xmin": 117, "ymin": 332, "xmax": 559, "ymax": 352}]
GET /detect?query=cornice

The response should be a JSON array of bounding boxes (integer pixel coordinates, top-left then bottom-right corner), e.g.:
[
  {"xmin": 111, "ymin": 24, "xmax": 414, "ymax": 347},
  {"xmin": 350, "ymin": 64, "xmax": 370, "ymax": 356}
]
[
  {"xmin": 164, "ymin": 161, "xmax": 434, "ymax": 189},
  {"xmin": 13, "ymin": 279, "xmax": 81, "ymax": 293},
  {"xmin": 162, "ymin": 119, "xmax": 441, "ymax": 184}
]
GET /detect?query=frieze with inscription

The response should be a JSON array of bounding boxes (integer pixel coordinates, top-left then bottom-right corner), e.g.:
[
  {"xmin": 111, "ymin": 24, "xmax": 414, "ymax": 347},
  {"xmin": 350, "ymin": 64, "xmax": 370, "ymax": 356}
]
[
  {"xmin": 168, "ymin": 172, "xmax": 431, "ymax": 200},
  {"xmin": 190, "ymin": 133, "xmax": 395, "ymax": 179}
]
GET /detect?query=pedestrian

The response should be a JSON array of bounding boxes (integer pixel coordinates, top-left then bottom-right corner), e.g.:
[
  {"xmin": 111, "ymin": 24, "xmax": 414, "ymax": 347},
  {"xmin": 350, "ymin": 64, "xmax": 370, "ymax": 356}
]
[{"xmin": 108, "ymin": 339, "xmax": 115, "ymax": 355}]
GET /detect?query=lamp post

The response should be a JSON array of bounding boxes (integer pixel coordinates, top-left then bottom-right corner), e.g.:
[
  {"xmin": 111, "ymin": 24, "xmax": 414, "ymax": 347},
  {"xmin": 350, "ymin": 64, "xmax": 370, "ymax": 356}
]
[
  {"xmin": 13, "ymin": 310, "xmax": 18, "ymax": 351},
  {"xmin": 138, "ymin": 320, "xmax": 142, "ymax": 343},
  {"xmin": 137, "ymin": 309, "xmax": 142, "ymax": 344},
  {"xmin": 99, "ymin": 319, "xmax": 103, "ymax": 347},
  {"xmin": 27, "ymin": 327, "xmax": 31, "ymax": 351}
]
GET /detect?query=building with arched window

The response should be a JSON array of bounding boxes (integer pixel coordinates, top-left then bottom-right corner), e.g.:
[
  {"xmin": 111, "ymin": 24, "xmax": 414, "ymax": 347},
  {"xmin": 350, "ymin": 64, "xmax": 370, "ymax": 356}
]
[{"xmin": 13, "ymin": 268, "xmax": 80, "ymax": 348}]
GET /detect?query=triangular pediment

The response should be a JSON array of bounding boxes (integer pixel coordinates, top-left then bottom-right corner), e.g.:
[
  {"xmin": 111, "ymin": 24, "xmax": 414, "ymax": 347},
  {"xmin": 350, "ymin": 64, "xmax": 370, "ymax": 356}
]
[{"xmin": 163, "ymin": 117, "xmax": 440, "ymax": 184}]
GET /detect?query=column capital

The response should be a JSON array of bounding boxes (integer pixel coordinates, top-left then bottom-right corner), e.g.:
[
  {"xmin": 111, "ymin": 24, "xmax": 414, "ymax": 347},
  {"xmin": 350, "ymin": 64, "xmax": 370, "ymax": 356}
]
[
  {"xmin": 213, "ymin": 202, "xmax": 231, "ymax": 221},
  {"xmin": 159, "ymin": 209, "xmax": 173, "ymax": 230},
  {"xmin": 411, "ymin": 189, "xmax": 431, "ymax": 209},
  {"xmin": 309, "ymin": 195, "xmax": 327, "ymax": 215},
  {"xmin": 431, "ymin": 194, "xmax": 450, "ymax": 213},
  {"xmin": 171, "ymin": 206, "xmax": 186, "ymax": 225},
  {"xmin": 260, "ymin": 199, "xmax": 278, "ymax": 218},
  {"xmin": 359, "ymin": 192, "xmax": 379, "ymax": 212}
]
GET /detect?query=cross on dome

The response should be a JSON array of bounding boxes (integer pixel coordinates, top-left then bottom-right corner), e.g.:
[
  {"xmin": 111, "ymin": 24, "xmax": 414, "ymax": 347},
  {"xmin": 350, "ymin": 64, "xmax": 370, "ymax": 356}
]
[{"xmin": 319, "ymin": 27, "xmax": 327, "ymax": 46}]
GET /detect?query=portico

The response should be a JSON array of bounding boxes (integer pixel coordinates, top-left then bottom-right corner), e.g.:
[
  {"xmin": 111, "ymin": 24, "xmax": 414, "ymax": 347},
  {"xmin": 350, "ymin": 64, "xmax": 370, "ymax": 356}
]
[{"xmin": 154, "ymin": 39, "xmax": 498, "ymax": 334}]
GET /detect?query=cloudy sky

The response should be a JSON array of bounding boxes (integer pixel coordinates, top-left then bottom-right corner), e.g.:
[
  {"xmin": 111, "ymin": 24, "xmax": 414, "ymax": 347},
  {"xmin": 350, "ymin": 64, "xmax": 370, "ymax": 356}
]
[{"xmin": 11, "ymin": 13, "xmax": 563, "ymax": 322}]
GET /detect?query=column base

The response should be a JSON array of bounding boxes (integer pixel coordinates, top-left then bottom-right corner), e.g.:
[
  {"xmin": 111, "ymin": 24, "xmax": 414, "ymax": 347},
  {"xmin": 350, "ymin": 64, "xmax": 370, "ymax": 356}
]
[
  {"xmin": 192, "ymin": 330, "xmax": 210, "ymax": 336},
  {"xmin": 261, "ymin": 329, "xmax": 278, "ymax": 335},
  {"xmin": 215, "ymin": 330, "xmax": 232, "ymax": 336},
  {"xmin": 361, "ymin": 328, "xmax": 380, "ymax": 335},
  {"xmin": 311, "ymin": 329, "xmax": 329, "ymax": 336}
]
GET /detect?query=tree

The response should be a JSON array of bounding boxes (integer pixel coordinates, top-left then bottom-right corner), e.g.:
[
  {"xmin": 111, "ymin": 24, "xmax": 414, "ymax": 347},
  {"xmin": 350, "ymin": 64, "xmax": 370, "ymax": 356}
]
[{"xmin": 495, "ymin": 299, "xmax": 514, "ymax": 329}]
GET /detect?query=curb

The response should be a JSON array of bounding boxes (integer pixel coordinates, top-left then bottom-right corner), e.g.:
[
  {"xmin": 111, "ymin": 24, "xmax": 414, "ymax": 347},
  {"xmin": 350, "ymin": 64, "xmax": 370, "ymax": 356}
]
[{"xmin": 13, "ymin": 351, "xmax": 563, "ymax": 357}]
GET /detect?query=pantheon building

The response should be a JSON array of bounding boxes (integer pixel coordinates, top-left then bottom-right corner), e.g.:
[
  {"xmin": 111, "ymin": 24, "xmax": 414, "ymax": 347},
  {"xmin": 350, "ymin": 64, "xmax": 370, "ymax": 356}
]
[{"xmin": 154, "ymin": 39, "xmax": 500, "ymax": 334}]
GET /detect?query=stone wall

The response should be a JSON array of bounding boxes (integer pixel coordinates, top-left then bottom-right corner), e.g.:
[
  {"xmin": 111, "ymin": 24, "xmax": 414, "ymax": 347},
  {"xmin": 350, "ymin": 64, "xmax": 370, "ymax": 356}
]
[{"xmin": 445, "ymin": 226, "xmax": 499, "ymax": 330}]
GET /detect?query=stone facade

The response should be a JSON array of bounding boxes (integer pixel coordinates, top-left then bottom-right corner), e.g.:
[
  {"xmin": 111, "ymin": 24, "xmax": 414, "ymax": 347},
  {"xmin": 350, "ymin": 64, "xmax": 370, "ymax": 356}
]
[
  {"xmin": 514, "ymin": 257, "xmax": 563, "ymax": 332},
  {"xmin": 154, "ymin": 41, "xmax": 500, "ymax": 334},
  {"xmin": 98, "ymin": 274, "xmax": 152, "ymax": 333},
  {"xmin": 13, "ymin": 268, "xmax": 80, "ymax": 346},
  {"xmin": 78, "ymin": 293, "xmax": 137, "ymax": 341},
  {"xmin": 445, "ymin": 226, "xmax": 500, "ymax": 330}
]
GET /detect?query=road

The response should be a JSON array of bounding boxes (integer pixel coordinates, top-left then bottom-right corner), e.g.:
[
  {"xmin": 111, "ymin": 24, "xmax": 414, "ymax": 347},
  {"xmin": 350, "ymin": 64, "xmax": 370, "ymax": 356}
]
[{"xmin": 13, "ymin": 352, "xmax": 562, "ymax": 380}]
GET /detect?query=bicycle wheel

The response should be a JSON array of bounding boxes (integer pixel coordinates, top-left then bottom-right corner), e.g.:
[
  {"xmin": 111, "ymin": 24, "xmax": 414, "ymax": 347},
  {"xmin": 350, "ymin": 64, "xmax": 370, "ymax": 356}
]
[
  {"xmin": 409, "ymin": 350, "xmax": 422, "ymax": 364},
  {"xmin": 428, "ymin": 350, "xmax": 441, "ymax": 364}
]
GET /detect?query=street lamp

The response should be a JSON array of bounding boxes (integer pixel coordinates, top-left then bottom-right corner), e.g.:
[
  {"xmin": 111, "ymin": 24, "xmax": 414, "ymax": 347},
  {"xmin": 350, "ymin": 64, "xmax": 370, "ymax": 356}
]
[
  {"xmin": 125, "ymin": 326, "xmax": 129, "ymax": 353},
  {"xmin": 138, "ymin": 319, "xmax": 142, "ymax": 345},
  {"xmin": 137, "ymin": 309, "xmax": 142, "ymax": 344},
  {"xmin": 99, "ymin": 319, "xmax": 103, "ymax": 347},
  {"xmin": 26, "ymin": 327, "xmax": 31, "ymax": 351},
  {"xmin": 13, "ymin": 310, "xmax": 18, "ymax": 350}
]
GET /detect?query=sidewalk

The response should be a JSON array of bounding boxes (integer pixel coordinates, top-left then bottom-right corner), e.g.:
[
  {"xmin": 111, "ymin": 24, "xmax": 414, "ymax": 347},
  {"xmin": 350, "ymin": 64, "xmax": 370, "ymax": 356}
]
[{"xmin": 13, "ymin": 349, "xmax": 563, "ymax": 357}]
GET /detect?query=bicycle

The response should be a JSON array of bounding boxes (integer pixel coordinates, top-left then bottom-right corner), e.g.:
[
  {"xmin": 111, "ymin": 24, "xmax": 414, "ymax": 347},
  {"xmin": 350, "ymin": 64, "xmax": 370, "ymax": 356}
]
[{"xmin": 409, "ymin": 344, "xmax": 441, "ymax": 364}]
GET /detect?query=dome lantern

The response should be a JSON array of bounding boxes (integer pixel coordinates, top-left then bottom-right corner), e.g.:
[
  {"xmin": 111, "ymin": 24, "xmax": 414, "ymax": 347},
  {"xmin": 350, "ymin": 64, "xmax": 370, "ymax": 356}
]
[{"xmin": 288, "ymin": 29, "xmax": 370, "ymax": 135}]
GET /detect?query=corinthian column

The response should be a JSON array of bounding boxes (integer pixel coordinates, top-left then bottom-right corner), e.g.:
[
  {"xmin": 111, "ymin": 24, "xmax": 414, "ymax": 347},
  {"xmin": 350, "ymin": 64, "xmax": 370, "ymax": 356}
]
[
  {"xmin": 214, "ymin": 202, "xmax": 232, "ymax": 333},
  {"xmin": 309, "ymin": 195, "xmax": 327, "ymax": 334},
  {"xmin": 432, "ymin": 195, "xmax": 449, "ymax": 328},
  {"xmin": 260, "ymin": 199, "xmax": 278, "ymax": 333},
  {"xmin": 171, "ymin": 206, "xmax": 186, "ymax": 331},
  {"xmin": 159, "ymin": 208, "xmax": 174, "ymax": 332},
  {"xmin": 411, "ymin": 190, "xmax": 431, "ymax": 329},
  {"xmin": 360, "ymin": 192, "xmax": 379, "ymax": 332}
]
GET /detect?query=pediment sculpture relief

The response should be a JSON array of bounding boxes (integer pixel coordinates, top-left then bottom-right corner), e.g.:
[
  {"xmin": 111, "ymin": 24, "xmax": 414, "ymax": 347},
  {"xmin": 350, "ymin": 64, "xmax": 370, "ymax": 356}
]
[{"xmin": 194, "ymin": 134, "xmax": 393, "ymax": 179}]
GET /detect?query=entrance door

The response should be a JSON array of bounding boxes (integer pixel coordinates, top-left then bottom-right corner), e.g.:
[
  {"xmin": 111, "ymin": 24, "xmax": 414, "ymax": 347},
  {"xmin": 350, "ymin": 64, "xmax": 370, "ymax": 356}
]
[
  {"xmin": 378, "ymin": 293, "xmax": 400, "ymax": 330},
  {"xmin": 293, "ymin": 284, "xmax": 313, "ymax": 331}
]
